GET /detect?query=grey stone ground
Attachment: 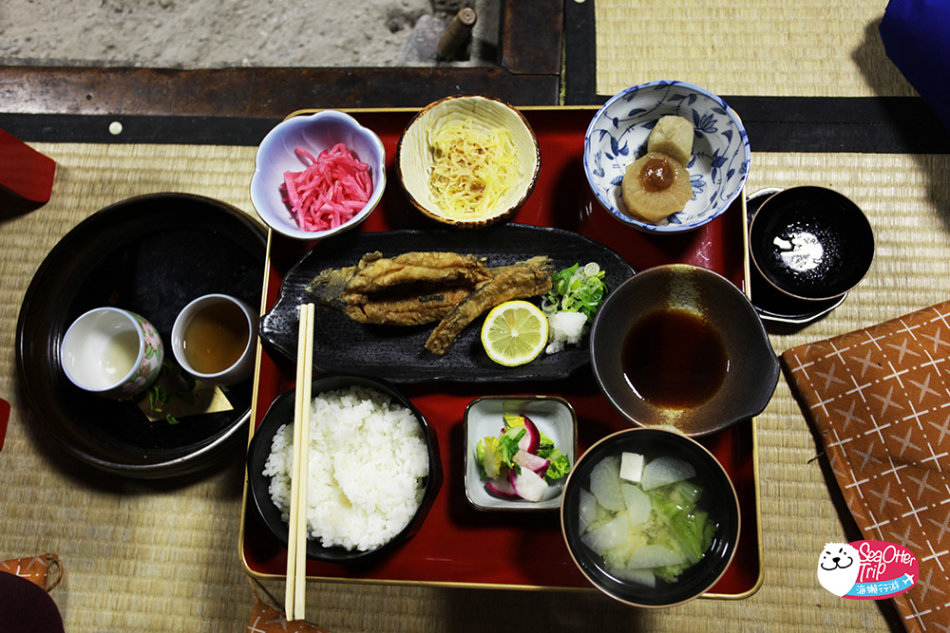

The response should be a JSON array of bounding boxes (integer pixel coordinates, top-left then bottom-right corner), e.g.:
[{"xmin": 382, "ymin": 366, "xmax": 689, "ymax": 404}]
[{"xmin": 0, "ymin": 0, "xmax": 495, "ymax": 68}]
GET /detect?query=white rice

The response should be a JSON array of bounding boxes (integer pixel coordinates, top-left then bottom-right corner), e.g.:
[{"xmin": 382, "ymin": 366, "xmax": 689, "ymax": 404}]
[{"xmin": 262, "ymin": 385, "xmax": 429, "ymax": 552}]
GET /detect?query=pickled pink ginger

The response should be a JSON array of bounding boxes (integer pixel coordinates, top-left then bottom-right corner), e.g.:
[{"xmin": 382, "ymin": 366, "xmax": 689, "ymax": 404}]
[{"xmin": 281, "ymin": 143, "xmax": 373, "ymax": 232}]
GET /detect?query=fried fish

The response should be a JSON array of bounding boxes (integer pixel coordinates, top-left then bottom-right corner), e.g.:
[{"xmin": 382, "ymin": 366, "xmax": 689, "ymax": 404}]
[
  {"xmin": 424, "ymin": 256, "xmax": 553, "ymax": 355},
  {"xmin": 306, "ymin": 251, "xmax": 490, "ymax": 326},
  {"xmin": 307, "ymin": 251, "xmax": 554, "ymax": 354},
  {"xmin": 344, "ymin": 251, "xmax": 491, "ymax": 293},
  {"xmin": 341, "ymin": 286, "xmax": 475, "ymax": 326}
]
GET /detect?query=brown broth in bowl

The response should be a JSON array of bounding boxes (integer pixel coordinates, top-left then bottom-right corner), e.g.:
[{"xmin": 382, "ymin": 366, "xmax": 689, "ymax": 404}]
[{"xmin": 621, "ymin": 309, "xmax": 728, "ymax": 408}]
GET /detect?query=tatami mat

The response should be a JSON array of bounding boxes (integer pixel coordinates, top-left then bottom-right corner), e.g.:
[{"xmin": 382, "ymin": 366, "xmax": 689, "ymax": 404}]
[
  {"xmin": 594, "ymin": 0, "xmax": 918, "ymax": 99},
  {"xmin": 1, "ymin": 141, "xmax": 947, "ymax": 632}
]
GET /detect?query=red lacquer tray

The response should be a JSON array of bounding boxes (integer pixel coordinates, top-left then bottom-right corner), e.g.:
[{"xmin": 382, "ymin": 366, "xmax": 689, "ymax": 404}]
[{"xmin": 239, "ymin": 107, "xmax": 763, "ymax": 598}]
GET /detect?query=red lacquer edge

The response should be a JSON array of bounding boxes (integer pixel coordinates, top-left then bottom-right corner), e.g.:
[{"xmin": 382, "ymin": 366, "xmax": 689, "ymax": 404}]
[{"xmin": 237, "ymin": 106, "xmax": 764, "ymax": 599}]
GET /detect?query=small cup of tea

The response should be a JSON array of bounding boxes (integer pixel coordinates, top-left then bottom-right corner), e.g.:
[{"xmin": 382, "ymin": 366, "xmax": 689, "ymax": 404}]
[
  {"xmin": 171, "ymin": 294, "xmax": 258, "ymax": 386},
  {"xmin": 60, "ymin": 307, "xmax": 165, "ymax": 400}
]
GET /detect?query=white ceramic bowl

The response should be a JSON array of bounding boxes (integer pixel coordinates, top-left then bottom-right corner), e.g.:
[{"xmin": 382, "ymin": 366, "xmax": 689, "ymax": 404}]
[
  {"xmin": 464, "ymin": 395, "xmax": 577, "ymax": 511},
  {"xmin": 250, "ymin": 110, "xmax": 386, "ymax": 240},
  {"xmin": 170, "ymin": 294, "xmax": 258, "ymax": 386},
  {"xmin": 396, "ymin": 95, "xmax": 541, "ymax": 228},
  {"xmin": 584, "ymin": 81, "xmax": 751, "ymax": 234}
]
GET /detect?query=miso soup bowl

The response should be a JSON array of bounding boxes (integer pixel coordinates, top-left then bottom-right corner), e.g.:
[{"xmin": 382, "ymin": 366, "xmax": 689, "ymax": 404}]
[
  {"xmin": 560, "ymin": 427, "xmax": 740, "ymax": 607},
  {"xmin": 590, "ymin": 264, "xmax": 779, "ymax": 436}
]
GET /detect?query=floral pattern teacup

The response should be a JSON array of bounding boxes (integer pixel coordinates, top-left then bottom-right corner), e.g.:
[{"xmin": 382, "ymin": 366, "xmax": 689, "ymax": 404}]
[{"xmin": 60, "ymin": 307, "xmax": 164, "ymax": 400}]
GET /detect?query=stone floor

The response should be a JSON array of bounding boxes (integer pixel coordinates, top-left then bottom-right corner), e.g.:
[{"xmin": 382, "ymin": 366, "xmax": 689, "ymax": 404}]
[{"xmin": 0, "ymin": 0, "xmax": 496, "ymax": 68}]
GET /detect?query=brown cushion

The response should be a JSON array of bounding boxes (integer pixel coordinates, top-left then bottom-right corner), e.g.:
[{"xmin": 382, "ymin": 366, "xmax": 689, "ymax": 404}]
[
  {"xmin": 0, "ymin": 554, "xmax": 61, "ymax": 591},
  {"xmin": 782, "ymin": 300, "xmax": 950, "ymax": 633}
]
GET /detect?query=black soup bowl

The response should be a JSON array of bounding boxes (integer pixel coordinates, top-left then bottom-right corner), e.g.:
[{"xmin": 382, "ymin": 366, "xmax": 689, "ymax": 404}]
[
  {"xmin": 246, "ymin": 373, "xmax": 442, "ymax": 565},
  {"xmin": 560, "ymin": 427, "xmax": 741, "ymax": 607},
  {"xmin": 749, "ymin": 186, "xmax": 874, "ymax": 301},
  {"xmin": 590, "ymin": 264, "xmax": 780, "ymax": 437}
]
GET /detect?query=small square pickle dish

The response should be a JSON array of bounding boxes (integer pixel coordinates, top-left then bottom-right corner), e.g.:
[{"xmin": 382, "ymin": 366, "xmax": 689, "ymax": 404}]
[{"xmin": 464, "ymin": 395, "xmax": 577, "ymax": 511}]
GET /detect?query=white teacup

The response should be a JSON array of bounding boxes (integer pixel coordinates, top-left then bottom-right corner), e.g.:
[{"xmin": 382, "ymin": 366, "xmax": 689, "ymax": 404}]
[
  {"xmin": 60, "ymin": 307, "xmax": 164, "ymax": 400},
  {"xmin": 171, "ymin": 294, "xmax": 258, "ymax": 386}
]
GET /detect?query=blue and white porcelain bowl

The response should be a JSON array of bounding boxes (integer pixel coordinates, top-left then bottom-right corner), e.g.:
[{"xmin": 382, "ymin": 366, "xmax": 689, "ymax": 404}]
[{"xmin": 584, "ymin": 81, "xmax": 751, "ymax": 234}]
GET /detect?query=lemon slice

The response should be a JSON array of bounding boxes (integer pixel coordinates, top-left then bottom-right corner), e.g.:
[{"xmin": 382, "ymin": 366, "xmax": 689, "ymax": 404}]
[{"xmin": 480, "ymin": 300, "xmax": 549, "ymax": 367}]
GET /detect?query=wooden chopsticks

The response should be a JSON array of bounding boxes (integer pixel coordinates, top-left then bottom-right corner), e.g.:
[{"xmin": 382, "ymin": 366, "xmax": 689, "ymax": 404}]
[{"xmin": 285, "ymin": 302, "xmax": 314, "ymax": 622}]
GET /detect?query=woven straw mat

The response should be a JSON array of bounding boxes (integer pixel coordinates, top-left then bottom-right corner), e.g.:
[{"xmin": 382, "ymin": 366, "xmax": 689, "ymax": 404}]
[{"xmin": 0, "ymin": 143, "xmax": 947, "ymax": 632}]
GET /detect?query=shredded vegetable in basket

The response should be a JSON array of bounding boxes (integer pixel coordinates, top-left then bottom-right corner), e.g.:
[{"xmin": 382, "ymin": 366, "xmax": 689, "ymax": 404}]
[
  {"xmin": 428, "ymin": 119, "xmax": 520, "ymax": 219},
  {"xmin": 282, "ymin": 143, "xmax": 372, "ymax": 232}
]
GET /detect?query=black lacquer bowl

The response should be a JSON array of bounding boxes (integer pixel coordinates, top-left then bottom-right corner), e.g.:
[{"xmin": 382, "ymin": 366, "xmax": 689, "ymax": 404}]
[
  {"xmin": 749, "ymin": 186, "xmax": 874, "ymax": 302},
  {"xmin": 245, "ymin": 373, "xmax": 442, "ymax": 565},
  {"xmin": 560, "ymin": 427, "xmax": 740, "ymax": 607},
  {"xmin": 745, "ymin": 189, "xmax": 847, "ymax": 324},
  {"xmin": 15, "ymin": 193, "xmax": 266, "ymax": 478}
]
